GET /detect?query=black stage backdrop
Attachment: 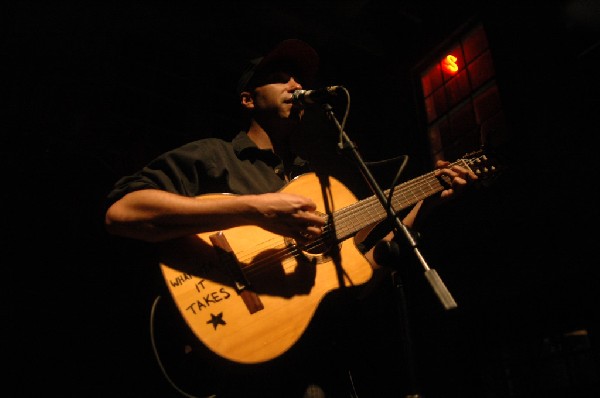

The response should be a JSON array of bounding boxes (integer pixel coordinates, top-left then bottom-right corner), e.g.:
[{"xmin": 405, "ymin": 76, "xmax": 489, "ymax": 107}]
[{"xmin": 7, "ymin": 2, "xmax": 600, "ymax": 397}]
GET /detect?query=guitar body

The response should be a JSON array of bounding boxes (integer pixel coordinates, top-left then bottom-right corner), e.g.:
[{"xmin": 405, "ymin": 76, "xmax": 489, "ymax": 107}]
[{"xmin": 159, "ymin": 173, "xmax": 373, "ymax": 365}]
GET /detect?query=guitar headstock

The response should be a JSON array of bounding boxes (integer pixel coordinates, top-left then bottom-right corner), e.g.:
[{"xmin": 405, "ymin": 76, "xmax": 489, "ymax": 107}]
[{"xmin": 459, "ymin": 148, "xmax": 502, "ymax": 185}]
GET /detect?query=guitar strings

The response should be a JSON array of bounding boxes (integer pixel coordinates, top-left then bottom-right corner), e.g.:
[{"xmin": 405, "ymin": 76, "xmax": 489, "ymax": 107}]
[
  {"xmin": 232, "ymin": 159, "xmax": 477, "ymax": 280},
  {"xmin": 233, "ymin": 157, "xmax": 481, "ymax": 281},
  {"xmin": 231, "ymin": 168, "xmax": 453, "ymax": 280}
]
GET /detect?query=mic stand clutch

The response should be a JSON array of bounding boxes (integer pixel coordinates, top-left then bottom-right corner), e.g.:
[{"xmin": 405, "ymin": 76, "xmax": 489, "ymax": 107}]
[{"xmin": 320, "ymin": 101, "xmax": 457, "ymax": 398}]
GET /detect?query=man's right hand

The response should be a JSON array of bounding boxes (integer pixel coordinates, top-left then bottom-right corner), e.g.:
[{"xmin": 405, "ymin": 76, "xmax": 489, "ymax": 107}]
[{"xmin": 250, "ymin": 193, "xmax": 326, "ymax": 243}]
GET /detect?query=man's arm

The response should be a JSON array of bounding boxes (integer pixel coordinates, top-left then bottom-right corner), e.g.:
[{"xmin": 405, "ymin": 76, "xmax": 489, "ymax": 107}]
[{"xmin": 105, "ymin": 189, "xmax": 326, "ymax": 243}]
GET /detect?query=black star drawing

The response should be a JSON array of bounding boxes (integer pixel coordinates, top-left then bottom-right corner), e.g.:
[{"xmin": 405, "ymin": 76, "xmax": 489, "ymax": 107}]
[{"xmin": 206, "ymin": 312, "xmax": 226, "ymax": 330}]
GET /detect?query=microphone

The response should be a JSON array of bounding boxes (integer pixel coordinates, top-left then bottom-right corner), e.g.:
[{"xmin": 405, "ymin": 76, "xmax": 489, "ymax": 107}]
[{"xmin": 291, "ymin": 86, "xmax": 342, "ymax": 106}]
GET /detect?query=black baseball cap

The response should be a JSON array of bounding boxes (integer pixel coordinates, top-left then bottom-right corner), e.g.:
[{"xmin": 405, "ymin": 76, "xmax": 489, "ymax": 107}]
[{"xmin": 236, "ymin": 39, "xmax": 319, "ymax": 94}]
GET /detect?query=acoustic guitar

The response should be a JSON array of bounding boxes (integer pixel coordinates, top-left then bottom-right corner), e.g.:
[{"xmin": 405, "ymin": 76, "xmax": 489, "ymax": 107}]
[{"xmin": 158, "ymin": 150, "xmax": 496, "ymax": 365}]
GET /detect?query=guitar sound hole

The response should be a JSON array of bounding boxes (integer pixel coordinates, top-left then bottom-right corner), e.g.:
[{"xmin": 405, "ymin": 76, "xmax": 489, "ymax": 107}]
[{"xmin": 286, "ymin": 231, "xmax": 339, "ymax": 264}]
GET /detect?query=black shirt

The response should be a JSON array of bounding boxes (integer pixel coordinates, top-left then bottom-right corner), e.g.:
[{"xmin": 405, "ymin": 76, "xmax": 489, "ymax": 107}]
[{"xmin": 106, "ymin": 131, "xmax": 311, "ymax": 206}]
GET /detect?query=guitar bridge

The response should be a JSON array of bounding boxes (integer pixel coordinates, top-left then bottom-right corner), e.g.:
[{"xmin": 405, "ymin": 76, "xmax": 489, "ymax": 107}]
[{"xmin": 209, "ymin": 232, "xmax": 264, "ymax": 314}]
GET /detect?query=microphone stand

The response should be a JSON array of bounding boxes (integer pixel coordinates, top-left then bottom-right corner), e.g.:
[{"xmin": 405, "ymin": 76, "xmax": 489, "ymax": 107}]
[{"xmin": 320, "ymin": 102, "xmax": 457, "ymax": 398}]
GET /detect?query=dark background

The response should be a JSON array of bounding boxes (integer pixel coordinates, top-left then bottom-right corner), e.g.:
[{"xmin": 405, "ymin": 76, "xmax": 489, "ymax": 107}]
[{"xmin": 7, "ymin": 1, "xmax": 600, "ymax": 397}]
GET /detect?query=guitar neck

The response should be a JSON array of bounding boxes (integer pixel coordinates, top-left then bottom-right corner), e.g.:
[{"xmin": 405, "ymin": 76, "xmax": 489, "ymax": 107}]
[{"xmin": 331, "ymin": 159, "xmax": 467, "ymax": 241}]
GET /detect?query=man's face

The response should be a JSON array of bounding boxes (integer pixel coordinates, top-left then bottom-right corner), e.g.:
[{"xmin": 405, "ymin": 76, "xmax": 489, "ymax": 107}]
[{"xmin": 251, "ymin": 71, "xmax": 305, "ymax": 121}]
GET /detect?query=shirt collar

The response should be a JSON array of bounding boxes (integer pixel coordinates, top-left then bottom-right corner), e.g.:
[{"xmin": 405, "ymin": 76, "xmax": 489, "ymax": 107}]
[
  {"xmin": 232, "ymin": 131, "xmax": 280, "ymax": 165},
  {"xmin": 232, "ymin": 130, "xmax": 309, "ymax": 177}
]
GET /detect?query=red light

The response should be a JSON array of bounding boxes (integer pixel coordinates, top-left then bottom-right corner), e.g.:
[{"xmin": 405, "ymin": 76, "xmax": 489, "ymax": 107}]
[{"xmin": 442, "ymin": 55, "xmax": 459, "ymax": 74}]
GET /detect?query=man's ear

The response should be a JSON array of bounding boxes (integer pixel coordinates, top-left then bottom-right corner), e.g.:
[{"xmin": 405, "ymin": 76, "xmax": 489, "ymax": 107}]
[{"xmin": 240, "ymin": 91, "xmax": 254, "ymax": 110}]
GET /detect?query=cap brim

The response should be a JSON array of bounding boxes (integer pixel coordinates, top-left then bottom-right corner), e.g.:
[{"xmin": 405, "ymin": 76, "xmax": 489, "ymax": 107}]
[{"xmin": 239, "ymin": 39, "xmax": 319, "ymax": 93}]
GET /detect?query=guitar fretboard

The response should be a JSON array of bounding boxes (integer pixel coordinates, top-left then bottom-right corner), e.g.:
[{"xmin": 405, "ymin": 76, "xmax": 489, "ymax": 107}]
[{"xmin": 331, "ymin": 159, "xmax": 470, "ymax": 241}]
